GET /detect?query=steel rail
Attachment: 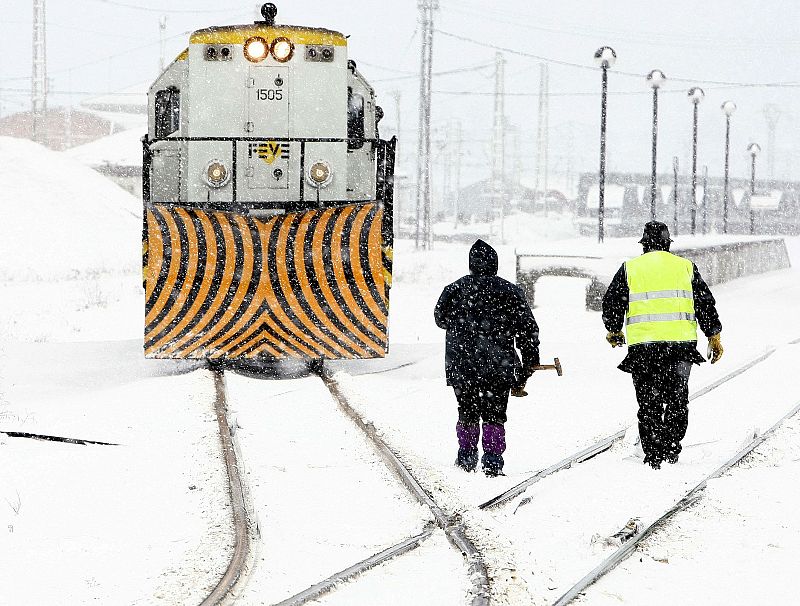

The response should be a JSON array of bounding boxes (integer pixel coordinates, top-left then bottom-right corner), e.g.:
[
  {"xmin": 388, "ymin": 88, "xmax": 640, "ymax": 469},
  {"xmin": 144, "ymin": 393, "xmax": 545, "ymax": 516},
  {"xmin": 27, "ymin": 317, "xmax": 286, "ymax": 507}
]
[
  {"xmin": 479, "ymin": 345, "xmax": 779, "ymax": 511},
  {"xmin": 554, "ymin": 395, "xmax": 800, "ymax": 606},
  {"xmin": 320, "ymin": 368, "xmax": 491, "ymax": 606},
  {"xmin": 200, "ymin": 370, "xmax": 254, "ymax": 606},
  {"xmin": 273, "ymin": 524, "xmax": 436, "ymax": 606}
]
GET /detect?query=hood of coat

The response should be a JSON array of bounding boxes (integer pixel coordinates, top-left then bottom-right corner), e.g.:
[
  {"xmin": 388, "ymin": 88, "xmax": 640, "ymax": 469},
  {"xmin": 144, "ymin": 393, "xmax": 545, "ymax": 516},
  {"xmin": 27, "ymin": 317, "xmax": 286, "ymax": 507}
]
[{"xmin": 469, "ymin": 239, "xmax": 498, "ymax": 276}]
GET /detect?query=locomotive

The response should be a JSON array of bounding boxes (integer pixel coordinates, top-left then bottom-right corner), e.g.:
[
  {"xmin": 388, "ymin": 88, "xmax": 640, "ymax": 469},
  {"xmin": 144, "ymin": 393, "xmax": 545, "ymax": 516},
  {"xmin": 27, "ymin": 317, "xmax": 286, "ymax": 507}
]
[{"xmin": 142, "ymin": 3, "xmax": 396, "ymax": 363}]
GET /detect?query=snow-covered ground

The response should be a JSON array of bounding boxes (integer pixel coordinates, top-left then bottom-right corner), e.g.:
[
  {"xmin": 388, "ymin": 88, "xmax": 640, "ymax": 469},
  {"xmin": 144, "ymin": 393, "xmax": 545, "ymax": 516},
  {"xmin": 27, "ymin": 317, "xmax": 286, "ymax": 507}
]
[
  {"xmin": 579, "ymin": 414, "xmax": 800, "ymax": 605},
  {"xmin": 3, "ymin": 137, "xmax": 800, "ymax": 605}
]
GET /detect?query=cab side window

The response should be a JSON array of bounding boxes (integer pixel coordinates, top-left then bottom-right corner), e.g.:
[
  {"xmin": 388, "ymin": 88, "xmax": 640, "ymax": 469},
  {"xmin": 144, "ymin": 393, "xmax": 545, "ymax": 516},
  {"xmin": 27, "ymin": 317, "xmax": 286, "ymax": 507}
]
[
  {"xmin": 347, "ymin": 87, "xmax": 365, "ymax": 149},
  {"xmin": 155, "ymin": 86, "xmax": 180, "ymax": 138}
]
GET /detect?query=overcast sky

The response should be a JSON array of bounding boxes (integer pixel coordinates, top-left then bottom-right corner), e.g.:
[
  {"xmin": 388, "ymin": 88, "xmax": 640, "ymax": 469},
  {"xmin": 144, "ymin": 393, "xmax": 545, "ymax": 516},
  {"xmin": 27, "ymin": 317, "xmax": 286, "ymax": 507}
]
[{"xmin": 2, "ymin": 0, "xmax": 799, "ymax": 183}]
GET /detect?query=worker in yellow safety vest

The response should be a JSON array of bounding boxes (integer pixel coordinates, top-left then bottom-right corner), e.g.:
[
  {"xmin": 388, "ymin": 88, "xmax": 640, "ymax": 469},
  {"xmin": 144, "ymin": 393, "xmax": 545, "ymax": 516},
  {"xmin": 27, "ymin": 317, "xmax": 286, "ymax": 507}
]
[{"xmin": 602, "ymin": 221, "xmax": 724, "ymax": 469}]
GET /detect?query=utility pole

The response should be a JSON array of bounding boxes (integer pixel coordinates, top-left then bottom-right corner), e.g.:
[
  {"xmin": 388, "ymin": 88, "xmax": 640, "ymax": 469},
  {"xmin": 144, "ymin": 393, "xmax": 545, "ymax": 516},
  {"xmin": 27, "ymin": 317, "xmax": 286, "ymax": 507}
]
[
  {"xmin": 391, "ymin": 90, "xmax": 402, "ymax": 153},
  {"xmin": 159, "ymin": 16, "xmax": 168, "ymax": 73},
  {"xmin": 32, "ymin": 0, "xmax": 48, "ymax": 145},
  {"xmin": 491, "ymin": 51, "xmax": 506, "ymax": 242},
  {"xmin": 763, "ymin": 104, "xmax": 781, "ymax": 181},
  {"xmin": 415, "ymin": 0, "xmax": 438, "ymax": 250},
  {"xmin": 453, "ymin": 119, "xmax": 462, "ymax": 228},
  {"xmin": 534, "ymin": 63, "xmax": 549, "ymax": 214}
]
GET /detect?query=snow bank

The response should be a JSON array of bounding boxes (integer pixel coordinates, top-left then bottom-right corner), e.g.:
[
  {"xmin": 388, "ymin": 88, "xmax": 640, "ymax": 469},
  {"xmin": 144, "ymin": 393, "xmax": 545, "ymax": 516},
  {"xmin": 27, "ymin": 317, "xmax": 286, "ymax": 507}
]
[
  {"xmin": 0, "ymin": 136, "xmax": 140, "ymax": 281},
  {"xmin": 65, "ymin": 128, "xmax": 144, "ymax": 168}
]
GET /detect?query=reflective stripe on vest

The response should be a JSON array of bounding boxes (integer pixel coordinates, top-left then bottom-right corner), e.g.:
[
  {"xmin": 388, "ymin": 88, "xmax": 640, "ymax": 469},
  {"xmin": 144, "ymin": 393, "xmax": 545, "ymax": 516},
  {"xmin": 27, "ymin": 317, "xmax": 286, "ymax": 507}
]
[{"xmin": 625, "ymin": 251, "xmax": 697, "ymax": 345}]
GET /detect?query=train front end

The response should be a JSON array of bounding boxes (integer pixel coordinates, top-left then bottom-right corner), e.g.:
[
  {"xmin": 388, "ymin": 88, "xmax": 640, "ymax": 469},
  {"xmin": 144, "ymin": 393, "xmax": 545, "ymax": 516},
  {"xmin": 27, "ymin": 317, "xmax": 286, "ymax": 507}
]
[{"xmin": 142, "ymin": 4, "xmax": 395, "ymax": 363}]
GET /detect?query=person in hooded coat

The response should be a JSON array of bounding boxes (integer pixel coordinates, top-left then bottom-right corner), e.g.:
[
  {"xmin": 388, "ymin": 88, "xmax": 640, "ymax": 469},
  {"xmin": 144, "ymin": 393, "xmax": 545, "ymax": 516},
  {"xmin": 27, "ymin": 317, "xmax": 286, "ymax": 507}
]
[{"xmin": 434, "ymin": 239, "xmax": 540, "ymax": 476}]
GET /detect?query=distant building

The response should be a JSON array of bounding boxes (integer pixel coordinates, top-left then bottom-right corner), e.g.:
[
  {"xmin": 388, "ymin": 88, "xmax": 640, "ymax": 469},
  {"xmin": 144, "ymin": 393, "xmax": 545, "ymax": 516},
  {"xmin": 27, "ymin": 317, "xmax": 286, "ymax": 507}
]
[
  {"xmin": 455, "ymin": 179, "xmax": 535, "ymax": 222},
  {"xmin": 0, "ymin": 108, "xmax": 125, "ymax": 151}
]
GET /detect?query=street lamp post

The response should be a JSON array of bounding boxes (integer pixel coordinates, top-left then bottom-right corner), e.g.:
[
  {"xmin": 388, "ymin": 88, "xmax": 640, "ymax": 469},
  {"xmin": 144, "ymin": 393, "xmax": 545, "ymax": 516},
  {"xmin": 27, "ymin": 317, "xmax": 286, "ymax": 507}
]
[
  {"xmin": 701, "ymin": 165, "xmax": 709, "ymax": 234},
  {"xmin": 672, "ymin": 156, "xmax": 679, "ymax": 235},
  {"xmin": 688, "ymin": 87, "xmax": 705, "ymax": 235},
  {"xmin": 594, "ymin": 46, "xmax": 616, "ymax": 243},
  {"xmin": 748, "ymin": 142, "xmax": 761, "ymax": 235},
  {"xmin": 647, "ymin": 69, "xmax": 666, "ymax": 220},
  {"xmin": 721, "ymin": 100, "xmax": 737, "ymax": 234}
]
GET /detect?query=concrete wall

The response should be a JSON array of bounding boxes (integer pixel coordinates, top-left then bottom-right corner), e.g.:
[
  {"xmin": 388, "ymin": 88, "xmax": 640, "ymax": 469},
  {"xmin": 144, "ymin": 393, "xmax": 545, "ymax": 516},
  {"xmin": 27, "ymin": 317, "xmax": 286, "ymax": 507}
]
[
  {"xmin": 674, "ymin": 238, "xmax": 790, "ymax": 287},
  {"xmin": 517, "ymin": 238, "xmax": 791, "ymax": 310}
]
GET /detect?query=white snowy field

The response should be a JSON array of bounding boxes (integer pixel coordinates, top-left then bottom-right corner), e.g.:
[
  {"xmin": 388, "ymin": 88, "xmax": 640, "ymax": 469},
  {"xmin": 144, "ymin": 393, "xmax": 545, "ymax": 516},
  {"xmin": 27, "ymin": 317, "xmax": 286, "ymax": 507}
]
[
  {"xmin": 0, "ymin": 137, "xmax": 142, "ymax": 343},
  {"xmin": 0, "ymin": 347, "xmax": 229, "ymax": 605},
  {"xmin": 2, "ymin": 137, "xmax": 800, "ymax": 604}
]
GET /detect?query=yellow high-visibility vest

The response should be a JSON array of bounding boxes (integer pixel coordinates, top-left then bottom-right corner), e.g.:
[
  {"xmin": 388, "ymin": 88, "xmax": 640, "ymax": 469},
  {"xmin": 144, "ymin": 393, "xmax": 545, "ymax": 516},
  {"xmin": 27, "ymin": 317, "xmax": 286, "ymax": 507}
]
[{"xmin": 624, "ymin": 251, "xmax": 697, "ymax": 346}]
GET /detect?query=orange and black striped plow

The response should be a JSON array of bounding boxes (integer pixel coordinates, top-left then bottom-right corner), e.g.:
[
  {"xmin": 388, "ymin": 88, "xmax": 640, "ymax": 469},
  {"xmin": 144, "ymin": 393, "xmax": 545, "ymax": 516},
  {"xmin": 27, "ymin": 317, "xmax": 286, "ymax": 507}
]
[{"xmin": 142, "ymin": 202, "xmax": 391, "ymax": 360}]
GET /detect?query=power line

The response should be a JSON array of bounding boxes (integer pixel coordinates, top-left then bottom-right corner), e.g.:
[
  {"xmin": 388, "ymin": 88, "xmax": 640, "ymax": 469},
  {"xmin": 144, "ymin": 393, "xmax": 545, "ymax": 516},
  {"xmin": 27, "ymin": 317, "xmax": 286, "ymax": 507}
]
[
  {"xmin": 440, "ymin": 3, "xmax": 800, "ymax": 50},
  {"xmin": 83, "ymin": 0, "xmax": 236, "ymax": 13},
  {"xmin": 373, "ymin": 61, "xmax": 492, "ymax": 82},
  {"xmin": 435, "ymin": 29, "xmax": 800, "ymax": 87}
]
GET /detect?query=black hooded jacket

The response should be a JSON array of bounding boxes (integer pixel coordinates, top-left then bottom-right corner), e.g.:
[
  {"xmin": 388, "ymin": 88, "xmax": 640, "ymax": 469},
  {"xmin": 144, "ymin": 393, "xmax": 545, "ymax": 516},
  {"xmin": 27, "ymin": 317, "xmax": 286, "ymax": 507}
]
[{"xmin": 434, "ymin": 240, "xmax": 540, "ymax": 387}]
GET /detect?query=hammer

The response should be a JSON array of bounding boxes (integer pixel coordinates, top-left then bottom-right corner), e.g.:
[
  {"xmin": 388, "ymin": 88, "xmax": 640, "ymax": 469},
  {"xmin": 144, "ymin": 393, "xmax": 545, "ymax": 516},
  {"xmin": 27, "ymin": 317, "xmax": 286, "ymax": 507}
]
[{"xmin": 511, "ymin": 357, "xmax": 563, "ymax": 397}]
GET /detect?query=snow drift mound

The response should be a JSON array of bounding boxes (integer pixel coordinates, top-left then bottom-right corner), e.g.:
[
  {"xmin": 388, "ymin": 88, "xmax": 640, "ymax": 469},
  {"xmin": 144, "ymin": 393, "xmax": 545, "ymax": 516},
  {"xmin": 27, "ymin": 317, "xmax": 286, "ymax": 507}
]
[{"xmin": 0, "ymin": 136, "xmax": 141, "ymax": 281}]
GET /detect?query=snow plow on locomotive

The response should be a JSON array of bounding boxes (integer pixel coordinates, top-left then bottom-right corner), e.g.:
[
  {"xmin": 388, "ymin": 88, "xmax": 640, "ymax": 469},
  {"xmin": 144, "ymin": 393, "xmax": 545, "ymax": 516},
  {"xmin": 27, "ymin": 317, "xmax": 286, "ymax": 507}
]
[{"xmin": 141, "ymin": 3, "xmax": 395, "ymax": 364}]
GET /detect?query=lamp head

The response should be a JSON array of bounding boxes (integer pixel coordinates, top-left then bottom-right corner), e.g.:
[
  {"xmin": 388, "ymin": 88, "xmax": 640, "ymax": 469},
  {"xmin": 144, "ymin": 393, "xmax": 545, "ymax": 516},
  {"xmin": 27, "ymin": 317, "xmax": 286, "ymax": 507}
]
[
  {"xmin": 722, "ymin": 100, "xmax": 737, "ymax": 116},
  {"xmin": 647, "ymin": 69, "xmax": 666, "ymax": 89},
  {"xmin": 748, "ymin": 142, "xmax": 762, "ymax": 157},
  {"xmin": 688, "ymin": 87, "xmax": 705, "ymax": 104},
  {"xmin": 594, "ymin": 46, "xmax": 616, "ymax": 69}
]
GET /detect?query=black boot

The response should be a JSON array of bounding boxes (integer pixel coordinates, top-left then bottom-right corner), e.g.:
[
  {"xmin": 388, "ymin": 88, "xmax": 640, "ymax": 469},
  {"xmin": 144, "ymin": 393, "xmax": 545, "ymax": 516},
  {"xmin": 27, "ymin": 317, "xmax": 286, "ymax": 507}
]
[
  {"xmin": 643, "ymin": 453, "xmax": 662, "ymax": 470},
  {"xmin": 455, "ymin": 448, "xmax": 478, "ymax": 472},
  {"xmin": 481, "ymin": 452, "xmax": 505, "ymax": 477}
]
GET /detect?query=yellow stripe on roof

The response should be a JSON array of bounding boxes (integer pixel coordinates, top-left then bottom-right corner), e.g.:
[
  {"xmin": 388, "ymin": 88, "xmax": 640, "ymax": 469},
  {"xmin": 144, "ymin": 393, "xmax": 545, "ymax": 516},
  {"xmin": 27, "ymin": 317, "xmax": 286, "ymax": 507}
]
[
  {"xmin": 190, "ymin": 25, "xmax": 347, "ymax": 46},
  {"xmin": 175, "ymin": 48, "xmax": 189, "ymax": 62}
]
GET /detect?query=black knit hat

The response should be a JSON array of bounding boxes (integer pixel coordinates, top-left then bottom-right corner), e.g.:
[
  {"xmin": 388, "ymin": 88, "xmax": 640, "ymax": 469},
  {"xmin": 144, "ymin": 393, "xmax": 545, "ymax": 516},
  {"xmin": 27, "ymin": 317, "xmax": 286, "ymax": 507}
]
[{"xmin": 638, "ymin": 221, "xmax": 673, "ymax": 245}]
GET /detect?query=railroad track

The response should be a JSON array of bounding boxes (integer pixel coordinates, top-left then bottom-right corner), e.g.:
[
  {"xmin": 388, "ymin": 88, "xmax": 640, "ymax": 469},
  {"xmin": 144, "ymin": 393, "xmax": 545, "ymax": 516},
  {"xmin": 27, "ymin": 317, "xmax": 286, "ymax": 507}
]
[
  {"xmin": 202, "ymin": 365, "xmax": 488, "ymax": 606},
  {"xmin": 479, "ymin": 346, "xmax": 779, "ymax": 511},
  {"xmin": 201, "ymin": 340, "xmax": 797, "ymax": 605},
  {"xmin": 556, "ymin": 396, "xmax": 800, "ymax": 605}
]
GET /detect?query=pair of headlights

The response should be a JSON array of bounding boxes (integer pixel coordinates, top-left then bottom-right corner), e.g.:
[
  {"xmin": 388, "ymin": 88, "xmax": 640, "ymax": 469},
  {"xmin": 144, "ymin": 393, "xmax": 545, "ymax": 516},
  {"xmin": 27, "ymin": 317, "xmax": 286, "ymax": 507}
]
[
  {"xmin": 244, "ymin": 36, "xmax": 293, "ymax": 63},
  {"xmin": 203, "ymin": 160, "xmax": 332, "ymax": 189}
]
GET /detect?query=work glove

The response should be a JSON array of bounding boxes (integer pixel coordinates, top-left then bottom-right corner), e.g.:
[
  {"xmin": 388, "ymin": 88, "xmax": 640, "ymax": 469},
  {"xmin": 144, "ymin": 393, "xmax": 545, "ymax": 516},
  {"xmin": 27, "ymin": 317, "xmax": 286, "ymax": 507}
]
[
  {"xmin": 606, "ymin": 331, "xmax": 626, "ymax": 348},
  {"xmin": 511, "ymin": 366, "xmax": 536, "ymax": 398},
  {"xmin": 708, "ymin": 333, "xmax": 723, "ymax": 364}
]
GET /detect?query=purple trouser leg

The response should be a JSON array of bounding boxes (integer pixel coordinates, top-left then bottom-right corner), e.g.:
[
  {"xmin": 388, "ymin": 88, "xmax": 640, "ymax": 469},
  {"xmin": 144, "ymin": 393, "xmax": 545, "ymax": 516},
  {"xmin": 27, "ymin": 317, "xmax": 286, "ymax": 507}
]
[
  {"xmin": 482, "ymin": 423, "xmax": 506, "ymax": 455},
  {"xmin": 456, "ymin": 421, "xmax": 480, "ymax": 451}
]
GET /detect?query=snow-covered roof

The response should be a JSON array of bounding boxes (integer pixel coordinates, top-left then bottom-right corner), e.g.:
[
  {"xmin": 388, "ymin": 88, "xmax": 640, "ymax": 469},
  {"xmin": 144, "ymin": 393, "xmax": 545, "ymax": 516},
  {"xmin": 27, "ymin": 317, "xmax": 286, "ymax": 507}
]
[
  {"xmin": 732, "ymin": 187, "xmax": 747, "ymax": 206},
  {"xmin": 750, "ymin": 190, "xmax": 783, "ymax": 210},
  {"xmin": 519, "ymin": 173, "xmax": 580, "ymax": 199},
  {"xmin": 0, "ymin": 136, "xmax": 140, "ymax": 281},
  {"xmin": 586, "ymin": 184, "xmax": 625, "ymax": 209},
  {"xmin": 65, "ymin": 127, "xmax": 143, "ymax": 168}
]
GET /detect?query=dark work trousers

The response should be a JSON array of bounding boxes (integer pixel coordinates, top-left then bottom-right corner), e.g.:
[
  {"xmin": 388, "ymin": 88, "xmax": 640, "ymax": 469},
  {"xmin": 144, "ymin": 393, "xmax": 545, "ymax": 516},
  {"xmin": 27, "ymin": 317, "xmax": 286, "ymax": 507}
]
[
  {"xmin": 454, "ymin": 382, "xmax": 509, "ymax": 473},
  {"xmin": 454, "ymin": 382, "xmax": 510, "ymax": 426},
  {"xmin": 632, "ymin": 361, "xmax": 691, "ymax": 460}
]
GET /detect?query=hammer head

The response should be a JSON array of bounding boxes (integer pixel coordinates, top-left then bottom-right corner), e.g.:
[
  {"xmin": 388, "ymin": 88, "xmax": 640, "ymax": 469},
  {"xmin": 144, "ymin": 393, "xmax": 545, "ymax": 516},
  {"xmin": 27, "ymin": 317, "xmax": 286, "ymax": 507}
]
[{"xmin": 554, "ymin": 357, "xmax": 563, "ymax": 376}]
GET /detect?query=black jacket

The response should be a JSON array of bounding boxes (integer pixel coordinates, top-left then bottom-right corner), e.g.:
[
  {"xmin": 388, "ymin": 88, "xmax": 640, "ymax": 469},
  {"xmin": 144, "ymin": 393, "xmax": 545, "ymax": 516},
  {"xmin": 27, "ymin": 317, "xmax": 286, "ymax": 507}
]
[
  {"xmin": 602, "ymin": 253, "xmax": 722, "ymax": 374},
  {"xmin": 434, "ymin": 240, "xmax": 540, "ymax": 387}
]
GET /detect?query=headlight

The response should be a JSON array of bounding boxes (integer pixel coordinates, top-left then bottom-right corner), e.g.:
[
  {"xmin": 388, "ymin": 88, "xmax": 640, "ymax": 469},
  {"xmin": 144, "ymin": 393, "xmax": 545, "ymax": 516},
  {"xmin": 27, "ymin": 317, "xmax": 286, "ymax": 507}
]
[
  {"xmin": 307, "ymin": 161, "xmax": 332, "ymax": 188},
  {"xmin": 204, "ymin": 160, "xmax": 230, "ymax": 188},
  {"xmin": 271, "ymin": 37, "xmax": 294, "ymax": 62},
  {"xmin": 244, "ymin": 36, "xmax": 269, "ymax": 62}
]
